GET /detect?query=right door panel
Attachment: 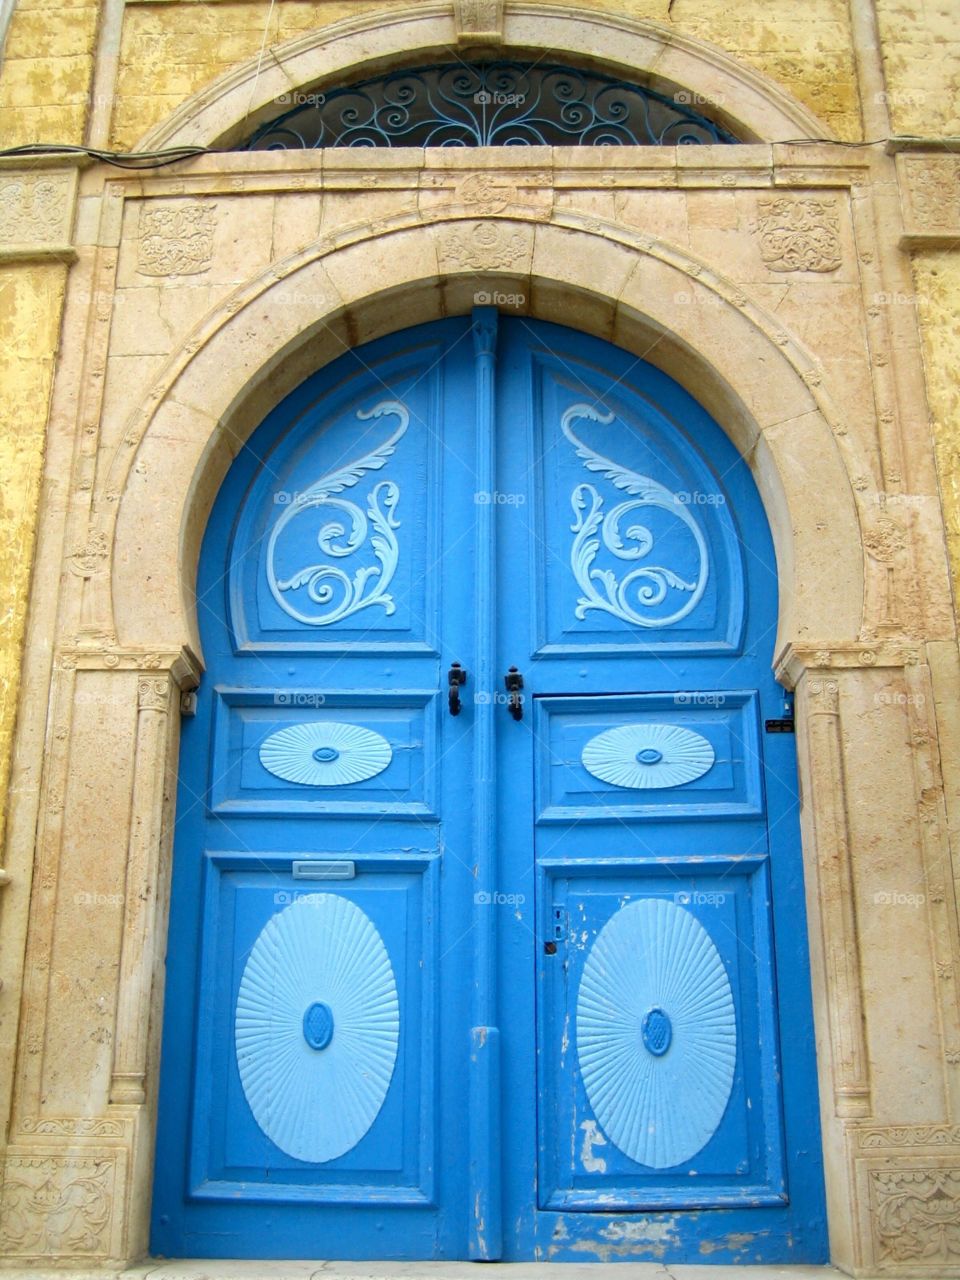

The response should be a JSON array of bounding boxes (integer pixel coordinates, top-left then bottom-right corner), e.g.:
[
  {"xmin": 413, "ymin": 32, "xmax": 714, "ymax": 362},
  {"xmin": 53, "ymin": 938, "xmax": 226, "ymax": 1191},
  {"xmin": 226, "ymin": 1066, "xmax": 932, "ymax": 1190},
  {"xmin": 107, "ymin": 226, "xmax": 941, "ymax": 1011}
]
[
  {"xmin": 538, "ymin": 853, "xmax": 785, "ymax": 1211},
  {"xmin": 492, "ymin": 318, "xmax": 828, "ymax": 1263}
]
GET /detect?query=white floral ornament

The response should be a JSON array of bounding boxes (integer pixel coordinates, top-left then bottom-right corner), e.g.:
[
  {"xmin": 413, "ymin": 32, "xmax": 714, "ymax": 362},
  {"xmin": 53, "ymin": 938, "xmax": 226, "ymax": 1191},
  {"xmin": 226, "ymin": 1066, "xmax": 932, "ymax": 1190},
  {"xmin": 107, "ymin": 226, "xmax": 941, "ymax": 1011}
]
[
  {"xmin": 581, "ymin": 723, "xmax": 715, "ymax": 789},
  {"xmin": 562, "ymin": 403, "xmax": 710, "ymax": 628},
  {"xmin": 259, "ymin": 721, "xmax": 392, "ymax": 786},
  {"xmin": 266, "ymin": 399, "xmax": 408, "ymax": 626}
]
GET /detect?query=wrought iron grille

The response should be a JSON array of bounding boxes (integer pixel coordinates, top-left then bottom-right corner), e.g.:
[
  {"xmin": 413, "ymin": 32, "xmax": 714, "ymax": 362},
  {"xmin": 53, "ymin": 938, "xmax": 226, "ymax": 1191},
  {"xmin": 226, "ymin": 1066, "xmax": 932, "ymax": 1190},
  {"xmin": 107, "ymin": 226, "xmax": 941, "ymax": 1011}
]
[{"xmin": 241, "ymin": 62, "xmax": 740, "ymax": 149}]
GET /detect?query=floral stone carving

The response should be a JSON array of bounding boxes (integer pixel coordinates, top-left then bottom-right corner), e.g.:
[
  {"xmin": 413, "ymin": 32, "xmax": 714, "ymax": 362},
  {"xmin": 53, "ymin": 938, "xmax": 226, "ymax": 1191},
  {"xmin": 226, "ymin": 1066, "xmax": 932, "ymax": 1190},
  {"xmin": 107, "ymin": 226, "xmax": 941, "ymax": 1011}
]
[
  {"xmin": 871, "ymin": 1167, "xmax": 960, "ymax": 1263},
  {"xmin": 753, "ymin": 197, "xmax": 842, "ymax": 273},
  {"xmin": 137, "ymin": 201, "xmax": 217, "ymax": 277}
]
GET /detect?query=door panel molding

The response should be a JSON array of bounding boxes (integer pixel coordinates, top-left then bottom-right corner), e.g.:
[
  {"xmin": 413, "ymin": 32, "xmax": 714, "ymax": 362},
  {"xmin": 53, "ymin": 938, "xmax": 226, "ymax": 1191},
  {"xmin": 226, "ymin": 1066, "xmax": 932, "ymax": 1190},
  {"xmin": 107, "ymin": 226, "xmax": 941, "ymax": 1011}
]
[
  {"xmin": 537, "ymin": 855, "xmax": 787, "ymax": 1212},
  {"xmin": 187, "ymin": 850, "xmax": 439, "ymax": 1209}
]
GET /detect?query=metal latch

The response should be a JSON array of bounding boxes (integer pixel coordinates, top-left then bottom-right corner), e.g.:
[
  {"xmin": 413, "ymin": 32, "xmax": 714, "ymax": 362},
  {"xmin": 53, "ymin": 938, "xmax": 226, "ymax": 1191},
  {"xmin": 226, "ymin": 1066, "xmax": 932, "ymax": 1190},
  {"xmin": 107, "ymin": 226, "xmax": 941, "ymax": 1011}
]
[
  {"xmin": 504, "ymin": 666, "xmax": 524, "ymax": 721},
  {"xmin": 765, "ymin": 691, "xmax": 795, "ymax": 734}
]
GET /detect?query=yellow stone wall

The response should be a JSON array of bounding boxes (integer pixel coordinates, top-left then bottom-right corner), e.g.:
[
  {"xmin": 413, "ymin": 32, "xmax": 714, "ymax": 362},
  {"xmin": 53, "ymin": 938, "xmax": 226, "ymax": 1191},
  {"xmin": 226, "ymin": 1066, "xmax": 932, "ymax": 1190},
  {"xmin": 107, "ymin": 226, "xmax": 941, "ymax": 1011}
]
[
  {"xmin": 0, "ymin": 262, "xmax": 67, "ymax": 843},
  {"xmin": 109, "ymin": 0, "xmax": 862, "ymax": 148},
  {"xmin": 875, "ymin": 0, "xmax": 960, "ymax": 136},
  {"xmin": 0, "ymin": 0, "xmax": 100, "ymax": 145},
  {"xmin": 913, "ymin": 252, "xmax": 960, "ymax": 603},
  {"xmin": 0, "ymin": 0, "xmax": 97, "ymax": 849}
]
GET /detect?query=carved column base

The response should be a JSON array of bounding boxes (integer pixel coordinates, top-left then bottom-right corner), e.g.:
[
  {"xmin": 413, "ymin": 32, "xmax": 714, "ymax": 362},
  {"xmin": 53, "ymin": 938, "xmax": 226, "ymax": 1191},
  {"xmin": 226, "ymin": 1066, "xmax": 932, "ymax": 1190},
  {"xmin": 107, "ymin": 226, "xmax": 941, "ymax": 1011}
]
[
  {"xmin": 0, "ymin": 1148, "xmax": 126, "ymax": 1263},
  {"xmin": 109, "ymin": 1071, "xmax": 146, "ymax": 1106},
  {"xmin": 851, "ymin": 1129, "xmax": 960, "ymax": 1274}
]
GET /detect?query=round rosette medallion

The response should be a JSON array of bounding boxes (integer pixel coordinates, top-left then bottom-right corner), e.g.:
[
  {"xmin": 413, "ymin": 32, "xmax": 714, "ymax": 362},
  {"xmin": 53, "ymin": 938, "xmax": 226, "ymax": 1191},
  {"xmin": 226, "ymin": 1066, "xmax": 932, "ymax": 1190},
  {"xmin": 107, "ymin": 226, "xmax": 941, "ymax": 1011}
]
[
  {"xmin": 576, "ymin": 897, "xmax": 736, "ymax": 1169},
  {"xmin": 235, "ymin": 893, "xmax": 400, "ymax": 1163}
]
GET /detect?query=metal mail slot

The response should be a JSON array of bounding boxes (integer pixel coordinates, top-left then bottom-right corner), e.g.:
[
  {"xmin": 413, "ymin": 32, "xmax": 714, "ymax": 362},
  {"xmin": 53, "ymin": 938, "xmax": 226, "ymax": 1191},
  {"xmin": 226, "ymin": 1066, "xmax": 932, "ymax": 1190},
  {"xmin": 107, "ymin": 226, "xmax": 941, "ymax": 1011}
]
[{"xmin": 292, "ymin": 860, "xmax": 356, "ymax": 880}]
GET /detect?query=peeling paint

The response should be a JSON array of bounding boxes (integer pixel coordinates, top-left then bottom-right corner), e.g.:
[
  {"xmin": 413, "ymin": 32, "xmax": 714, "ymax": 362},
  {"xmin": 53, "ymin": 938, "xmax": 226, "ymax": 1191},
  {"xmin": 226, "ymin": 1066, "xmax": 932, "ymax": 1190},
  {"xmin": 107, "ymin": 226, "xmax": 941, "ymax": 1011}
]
[
  {"xmin": 578, "ymin": 1118, "xmax": 608, "ymax": 1173},
  {"xmin": 699, "ymin": 1230, "xmax": 763, "ymax": 1256},
  {"xmin": 551, "ymin": 1213, "xmax": 680, "ymax": 1261}
]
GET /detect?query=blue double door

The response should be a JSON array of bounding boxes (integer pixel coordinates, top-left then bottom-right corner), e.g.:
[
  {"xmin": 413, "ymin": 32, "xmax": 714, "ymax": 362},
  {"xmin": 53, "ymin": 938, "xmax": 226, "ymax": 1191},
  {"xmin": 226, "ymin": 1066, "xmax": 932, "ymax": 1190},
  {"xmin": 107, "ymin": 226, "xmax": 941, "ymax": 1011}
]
[{"xmin": 153, "ymin": 313, "xmax": 828, "ymax": 1263}]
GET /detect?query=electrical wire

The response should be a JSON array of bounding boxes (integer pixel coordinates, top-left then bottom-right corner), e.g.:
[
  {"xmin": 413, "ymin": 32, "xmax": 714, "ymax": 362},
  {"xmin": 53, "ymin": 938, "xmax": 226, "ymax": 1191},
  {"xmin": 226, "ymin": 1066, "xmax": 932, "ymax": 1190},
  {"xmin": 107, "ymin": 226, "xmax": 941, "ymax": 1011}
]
[
  {"xmin": 1, "ymin": 136, "xmax": 956, "ymax": 171},
  {"xmin": 0, "ymin": 143, "xmax": 217, "ymax": 169}
]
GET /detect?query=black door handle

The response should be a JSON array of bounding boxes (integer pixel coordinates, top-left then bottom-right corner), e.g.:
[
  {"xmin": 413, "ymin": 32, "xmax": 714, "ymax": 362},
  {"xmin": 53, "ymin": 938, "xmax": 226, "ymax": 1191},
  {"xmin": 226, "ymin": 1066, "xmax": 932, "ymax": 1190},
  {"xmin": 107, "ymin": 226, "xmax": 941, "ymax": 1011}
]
[
  {"xmin": 504, "ymin": 667, "xmax": 524, "ymax": 721},
  {"xmin": 448, "ymin": 662, "xmax": 467, "ymax": 716}
]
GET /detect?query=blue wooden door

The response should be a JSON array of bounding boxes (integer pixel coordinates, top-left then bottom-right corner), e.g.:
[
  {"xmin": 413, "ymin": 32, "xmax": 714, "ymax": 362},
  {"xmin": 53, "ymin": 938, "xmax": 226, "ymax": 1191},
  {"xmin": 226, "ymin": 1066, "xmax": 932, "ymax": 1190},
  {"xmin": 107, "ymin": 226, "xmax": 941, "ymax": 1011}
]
[{"xmin": 152, "ymin": 313, "xmax": 828, "ymax": 1263}]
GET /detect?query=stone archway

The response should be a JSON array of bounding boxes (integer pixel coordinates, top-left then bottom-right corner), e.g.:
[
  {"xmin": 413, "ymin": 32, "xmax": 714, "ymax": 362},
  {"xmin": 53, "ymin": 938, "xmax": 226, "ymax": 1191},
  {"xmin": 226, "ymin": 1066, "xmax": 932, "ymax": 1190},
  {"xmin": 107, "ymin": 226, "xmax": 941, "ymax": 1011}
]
[
  {"xmin": 107, "ymin": 215, "xmax": 863, "ymax": 659},
  {"xmin": 97, "ymin": 213, "xmax": 871, "ymax": 1252}
]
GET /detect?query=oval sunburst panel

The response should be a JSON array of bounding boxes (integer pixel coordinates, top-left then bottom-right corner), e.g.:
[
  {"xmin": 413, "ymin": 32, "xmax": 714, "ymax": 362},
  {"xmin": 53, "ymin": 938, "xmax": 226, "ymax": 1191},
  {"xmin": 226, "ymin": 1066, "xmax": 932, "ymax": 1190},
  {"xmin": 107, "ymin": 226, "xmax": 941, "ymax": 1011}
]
[
  {"xmin": 577, "ymin": 897, "xmax": 736, "ymax": 1170},
  {"xmin": 235, "ymin": 892, "xmax": 400, "ymax": 1163},
  {"xmin": 258, "ymin": 721, "xmax": 392, "ymax": 786},
  {"xmin": 581, "ymin": 723, "xmax": 715, "ymax": 790}
]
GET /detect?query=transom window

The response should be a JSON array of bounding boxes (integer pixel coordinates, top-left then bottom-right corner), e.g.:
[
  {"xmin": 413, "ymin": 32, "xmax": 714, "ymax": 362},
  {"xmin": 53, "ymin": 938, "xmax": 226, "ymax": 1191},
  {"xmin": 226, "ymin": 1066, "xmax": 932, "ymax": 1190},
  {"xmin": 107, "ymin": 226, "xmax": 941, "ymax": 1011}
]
[{"xmin": 241, "ymin": 61, "xmax": 740, "ymax": 149}]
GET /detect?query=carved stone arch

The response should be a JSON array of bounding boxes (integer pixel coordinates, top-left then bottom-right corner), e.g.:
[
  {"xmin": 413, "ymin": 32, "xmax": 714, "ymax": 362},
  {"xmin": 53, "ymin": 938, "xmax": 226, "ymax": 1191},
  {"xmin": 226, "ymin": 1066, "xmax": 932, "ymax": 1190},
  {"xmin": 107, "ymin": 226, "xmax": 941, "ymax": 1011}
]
[
  {"xmin": 108, "ymin": 214, "xmax": 863, "ymax": 665},
  {"xmin": 138, "ymin": 2, "xmax": 831, "ymax": 151}
]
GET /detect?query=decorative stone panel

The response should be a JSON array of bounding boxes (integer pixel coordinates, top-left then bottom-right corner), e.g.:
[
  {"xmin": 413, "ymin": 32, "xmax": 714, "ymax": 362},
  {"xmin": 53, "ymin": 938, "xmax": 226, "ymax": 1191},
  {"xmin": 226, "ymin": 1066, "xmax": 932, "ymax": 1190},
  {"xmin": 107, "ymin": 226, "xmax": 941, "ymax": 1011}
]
[
  {"xmin": 455, "ymin": 0, "xmax": 504, "ymax": 43},
  {"xmin": 437, "ymin": 219, "xmax": 530, "ymax": 271},
  {"xmin": 751, "ymin": 195, "xmax": 842, "ymax": 272},
  {"xmin": 865, "ymin": 1163, "xmax": 960, "ymax": 1271},
  {"xmin": 136, "ymin": 200, "xmax": 218, "ymax": 278},
  {"xmin": 898, "ymin": 154, "xmax": 960, "ymax": 246},
  {"xmin": 0, "ymin": 1151, "xmax": 122, "ymax": 1261},
  {"xmin": 0, "ymin": 167, "xmax": 77, "ymax": 262}
]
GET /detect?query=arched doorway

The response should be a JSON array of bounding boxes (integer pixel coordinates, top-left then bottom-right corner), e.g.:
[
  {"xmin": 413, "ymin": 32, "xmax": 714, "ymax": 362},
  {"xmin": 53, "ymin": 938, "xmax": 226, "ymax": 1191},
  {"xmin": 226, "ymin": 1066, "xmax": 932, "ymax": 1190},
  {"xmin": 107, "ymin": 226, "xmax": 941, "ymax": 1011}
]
[{"xmin": 152, "ymin": 312, "xmax": 828, "ymax": 1263}]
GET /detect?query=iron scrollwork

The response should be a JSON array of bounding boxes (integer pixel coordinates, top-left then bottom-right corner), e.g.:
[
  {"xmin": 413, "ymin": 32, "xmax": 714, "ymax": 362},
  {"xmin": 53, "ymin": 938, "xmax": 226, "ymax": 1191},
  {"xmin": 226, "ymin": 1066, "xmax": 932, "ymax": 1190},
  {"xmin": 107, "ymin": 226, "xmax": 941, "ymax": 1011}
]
[{"xmin": 243, "ymin": 62, "xmax": 739, "ymax": 150}]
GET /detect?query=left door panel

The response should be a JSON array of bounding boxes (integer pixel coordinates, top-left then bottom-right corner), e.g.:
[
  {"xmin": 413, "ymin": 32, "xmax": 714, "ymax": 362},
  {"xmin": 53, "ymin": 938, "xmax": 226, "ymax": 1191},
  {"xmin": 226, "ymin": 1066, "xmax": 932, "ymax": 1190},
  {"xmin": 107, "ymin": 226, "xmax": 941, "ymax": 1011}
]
[
  {"xmin": 191, "ymin": 854, "xmax": 437, "ymax": 1202},
  {"xmin": 152, "ymin": 321, "xmax": 477, "ymax": 1259}
]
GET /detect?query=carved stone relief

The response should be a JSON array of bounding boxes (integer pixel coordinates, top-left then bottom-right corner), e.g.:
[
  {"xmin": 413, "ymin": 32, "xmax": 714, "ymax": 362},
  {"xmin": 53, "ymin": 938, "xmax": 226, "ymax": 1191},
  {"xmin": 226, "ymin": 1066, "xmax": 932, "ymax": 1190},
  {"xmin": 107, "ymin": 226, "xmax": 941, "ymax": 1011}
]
[
  {"xmin": 420, "ymin": 170, "xmax": 552, "ymax": 221},
  {"xmin": 437, "ymin": 220, "xmax": 528, "ymax": 270},
  {"xmin": 454, "ymin": 0, "xmax": 503, "ymax": 41},
  {"xmin": 752, "ymin": 196, "xmax": 842, "ymax": 272},
  {"xmin": 0, "ymin": 171, "xmax": 74, "ymax": 248},
  {"xmin": 0, "ymin": 1154, "xmax": 115, "ymax": 1258},
  {"xmin": 898, "ymin": 155, "xmax": 960, "ymax": 238},
  {"xmin": 870, "ymin": 1167, "xmax": 960, "ymax": 1265},
  {"xmin": 137, "ymin": 200, "xmax": 217, "ymax": 277}
]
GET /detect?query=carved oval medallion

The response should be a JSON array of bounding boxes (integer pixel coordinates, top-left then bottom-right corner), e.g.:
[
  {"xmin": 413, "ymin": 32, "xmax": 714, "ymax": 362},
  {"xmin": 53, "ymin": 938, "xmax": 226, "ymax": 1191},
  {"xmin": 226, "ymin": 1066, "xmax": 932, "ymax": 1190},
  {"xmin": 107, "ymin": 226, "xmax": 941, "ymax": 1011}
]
[
  {"xmin": 259, "ymin": 721, "xmax": 392, "ymax": 786},
  {"xmin": 303, "ymin": 1001, "xmax": 335, "ymax": 1051},
  {"xmin": 640, "ymin": 1006, "xmax": 673, "ymax": 1056},
  {"xmin": 581, "ymin": 722, "xmax": 714, "ymax": 789}
]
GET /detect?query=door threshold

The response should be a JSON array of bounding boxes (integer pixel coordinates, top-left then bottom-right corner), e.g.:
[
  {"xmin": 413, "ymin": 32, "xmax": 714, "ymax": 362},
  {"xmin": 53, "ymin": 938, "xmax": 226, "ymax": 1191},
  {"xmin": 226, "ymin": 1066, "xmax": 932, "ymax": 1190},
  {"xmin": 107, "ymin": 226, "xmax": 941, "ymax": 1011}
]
[{"xmin": 0, "ymin": 1262, "xmax": 905, "ymax": 1280}]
